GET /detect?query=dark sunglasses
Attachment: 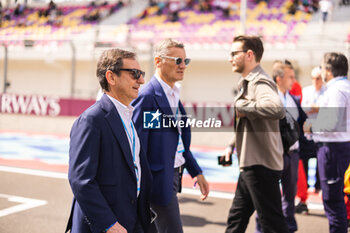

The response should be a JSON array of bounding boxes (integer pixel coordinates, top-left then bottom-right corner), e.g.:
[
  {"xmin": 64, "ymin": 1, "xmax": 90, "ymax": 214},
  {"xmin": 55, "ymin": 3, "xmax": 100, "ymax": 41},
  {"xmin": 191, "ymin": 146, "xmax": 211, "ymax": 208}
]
[
  {"xmin": 230, "ymin": 50, "xmax": 246, "ymax": 57},
  {"xmin": 161, "ymin": 56, "xmax": 191, "ymax": 66},
  {"xmin": 119, "ymin": 68, "xmax": 145, "ymax": 80}
]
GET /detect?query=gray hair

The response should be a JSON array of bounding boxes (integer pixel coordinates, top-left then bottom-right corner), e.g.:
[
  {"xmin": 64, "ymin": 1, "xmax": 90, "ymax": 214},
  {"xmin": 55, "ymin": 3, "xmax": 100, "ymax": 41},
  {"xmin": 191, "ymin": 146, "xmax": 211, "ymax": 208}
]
[
  {"xmin": 153, "ymin": 38, "xmax": 185, "ymax": 57},
  {"xmin": 272, "ymin": 61, "xmax": 286, "ymax": 82}
]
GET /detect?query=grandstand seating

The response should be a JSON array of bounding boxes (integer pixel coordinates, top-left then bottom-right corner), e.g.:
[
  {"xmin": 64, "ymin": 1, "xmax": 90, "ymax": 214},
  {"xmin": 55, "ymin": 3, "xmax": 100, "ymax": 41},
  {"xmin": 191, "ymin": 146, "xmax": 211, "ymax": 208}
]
[
  {"xmin": 127, "ymin": 0, "xmax": 311, "ymax": 45},
  {"xmin": 0, "ymin": 3, "xmax": 123, "ymax": 46},
  {"xmin": 0, "ymin": 0, "xmax": 316, "ymax": 47}
]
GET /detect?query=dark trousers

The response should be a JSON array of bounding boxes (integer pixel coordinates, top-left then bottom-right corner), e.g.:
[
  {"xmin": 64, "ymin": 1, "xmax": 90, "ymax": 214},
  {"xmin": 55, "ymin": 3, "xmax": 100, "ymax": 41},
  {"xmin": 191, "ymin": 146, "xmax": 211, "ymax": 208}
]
[
  {"xmin": 281, "ymin": 151, "xmax": 299, "ymax": 232},
  {"xmin": 317, "ymin": 142, "xmax": 350, "ymax": 233},
  {"xmin": 149, "ymin": 168, "xmax": 183, "ymax": 233},
  {"xmin": 133, "ymin": 219, "xmax": 144, "ymax": 233},
  {"xmin": 226, "ymin": 165, "xmax": 289, "ymax": 233},
  {"xmin": 255, "ymin": 151, "xmax": 299, "ymax": 233},
  {"xmin": 322, "ymin": 12, "xmax": 328, "ymax": 22}
]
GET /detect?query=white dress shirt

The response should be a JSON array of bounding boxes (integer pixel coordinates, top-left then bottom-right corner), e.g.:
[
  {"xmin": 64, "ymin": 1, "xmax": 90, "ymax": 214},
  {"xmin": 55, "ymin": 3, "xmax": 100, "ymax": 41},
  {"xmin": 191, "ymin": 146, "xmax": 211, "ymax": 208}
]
[
  {"xmin": 155, "ymin": 74, "xmax": 186, "ymax": 168},
  {"xmin": 311, "ymin": 76, "xmax": 350, "ymax": 142},
  {"xmin": 107, "ymin": 95, "xmax": 141, "ymax": 196},
  {"xmin": 278, "ymin": 90, "xmax": 300, "ymax": 151}
]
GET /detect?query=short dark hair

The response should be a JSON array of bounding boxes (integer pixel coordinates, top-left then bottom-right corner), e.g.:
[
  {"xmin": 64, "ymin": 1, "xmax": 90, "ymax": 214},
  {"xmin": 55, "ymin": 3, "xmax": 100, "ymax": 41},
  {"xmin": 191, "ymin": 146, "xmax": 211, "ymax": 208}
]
[
  {"xmin": 233, "ymin": 35, "xmax": 264, "ymax": 62},
  {"xmin": 323, "ymin": 52, "xmax": 348, "ymax": 77},
  {"xmin": 96, "ymin": 48, "xmax": 136, "ymax": 92}
]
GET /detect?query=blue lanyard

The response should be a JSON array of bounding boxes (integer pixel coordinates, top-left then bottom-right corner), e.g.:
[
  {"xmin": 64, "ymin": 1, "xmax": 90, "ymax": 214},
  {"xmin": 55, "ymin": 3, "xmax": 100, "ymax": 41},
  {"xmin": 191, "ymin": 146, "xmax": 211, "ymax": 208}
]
[
  {"xmin": 175, "ymin": 106, "xmax": 179, "ymax": 120},
  {"xmin": 120, "ymin": 117, "xmax": 140, "ymax": 192}
]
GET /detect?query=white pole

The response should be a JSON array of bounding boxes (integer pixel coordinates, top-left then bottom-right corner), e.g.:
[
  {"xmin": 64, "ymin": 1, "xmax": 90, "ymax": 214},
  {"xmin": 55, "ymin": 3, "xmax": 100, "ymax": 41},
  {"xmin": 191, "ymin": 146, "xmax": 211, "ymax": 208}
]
[
  {"xmin": 3, "ymin": 45, "xmax": 9, "ymax": 93},
  {"xmin": 240, "ymin": 0, "xmax": 247, "ymax": 34}
]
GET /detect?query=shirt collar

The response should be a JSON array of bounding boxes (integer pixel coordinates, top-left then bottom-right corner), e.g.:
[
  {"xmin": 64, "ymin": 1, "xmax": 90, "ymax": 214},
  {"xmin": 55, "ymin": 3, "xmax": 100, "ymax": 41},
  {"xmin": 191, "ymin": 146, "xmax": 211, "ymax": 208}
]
[
  {"xmin": 326, "ymin": 76, "xmax": 347, "ymax": 88},
  {"xmin": 243, "ymin": 64, "xmax": 262, "ymax": 82},
  {"xmin": 155, "ymin": 73, "xmax": 181, "ymax": 97},
  {"xmin": 106, "ymin": 94, "xmax": 134, "ymax": 120},
  {"xmin": 237, "ymin": 64, "xmax": 262, "ymax": 88},
  {"xmin": 278, "ymin": 89, "xmax": 289, "ymax": 98}
]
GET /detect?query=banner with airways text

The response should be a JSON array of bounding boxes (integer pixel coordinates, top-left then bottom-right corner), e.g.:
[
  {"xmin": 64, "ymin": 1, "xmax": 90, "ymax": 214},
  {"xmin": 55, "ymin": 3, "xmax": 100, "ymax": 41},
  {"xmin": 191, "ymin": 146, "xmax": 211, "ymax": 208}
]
[
  {"xmin": 0, "ymin": 94, "xmax": 236, "ymax": 125},
  {"xmin": 0, "ymin": 93, "xmax": 95, "ymax": 117}
]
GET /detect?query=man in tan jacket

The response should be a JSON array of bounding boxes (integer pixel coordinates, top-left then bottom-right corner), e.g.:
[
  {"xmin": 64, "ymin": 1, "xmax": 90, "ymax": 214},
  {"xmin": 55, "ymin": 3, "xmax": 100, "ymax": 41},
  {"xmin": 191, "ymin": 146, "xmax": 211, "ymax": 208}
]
[{"xmin": 224, "ymin": 35, "xmax": 288, "ymax": 233}]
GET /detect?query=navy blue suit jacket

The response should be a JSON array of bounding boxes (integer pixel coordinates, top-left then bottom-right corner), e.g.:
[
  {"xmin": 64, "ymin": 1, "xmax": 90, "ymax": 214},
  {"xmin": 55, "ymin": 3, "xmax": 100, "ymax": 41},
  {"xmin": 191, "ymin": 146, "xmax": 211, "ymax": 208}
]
[
  {"xmin": 66, "ymin": 94, "xmax": 152, "ymax": 233},
  {"xmin": 131, "ymin": 76, "xmax": 202, "ymax": 206},
  {"xmin": 291, "ymin": 95, "xmax": 317, "ymax": 158}
]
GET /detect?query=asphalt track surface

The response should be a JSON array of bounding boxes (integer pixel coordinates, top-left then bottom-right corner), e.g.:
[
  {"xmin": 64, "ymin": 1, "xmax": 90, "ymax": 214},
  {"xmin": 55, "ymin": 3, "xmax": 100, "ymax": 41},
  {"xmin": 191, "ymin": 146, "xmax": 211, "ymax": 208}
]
[{"xmin": 0, "ymin": 167, "xmax": 329, "ymax": 233}]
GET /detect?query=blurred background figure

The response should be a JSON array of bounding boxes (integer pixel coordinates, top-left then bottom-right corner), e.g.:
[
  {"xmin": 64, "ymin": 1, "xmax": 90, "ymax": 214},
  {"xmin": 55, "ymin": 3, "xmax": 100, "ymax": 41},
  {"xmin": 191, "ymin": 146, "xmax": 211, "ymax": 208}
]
[
  {"xmin": 256, "ymin": 60, "xmax": 308, "ymax": 233},
  {"xmin": 298, "ymin": 66, "xmax": 325, "ymax": 209},
  {"xmin": 319, "ymin": 0, "xmax": 332, "ymax": 23},
  {"xmin": 304, "ymin": 52, "xmax": 350, "ymax": 233}
]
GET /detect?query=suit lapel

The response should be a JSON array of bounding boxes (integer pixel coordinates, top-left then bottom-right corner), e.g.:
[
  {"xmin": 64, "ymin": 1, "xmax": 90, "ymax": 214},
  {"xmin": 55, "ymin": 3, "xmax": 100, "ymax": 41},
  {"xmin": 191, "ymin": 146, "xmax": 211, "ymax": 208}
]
[
  {"xmin": 178, "ymin": 101, "xmax": 186, "ymax": 121},
  {"xmin": 100, "ymin": 94, "xmax": 136, "ymax": 180},
  {"xmin": 150, "ymin": 77, "xmax": 177, "ymax": 123},
  {"xmin": 139, "ymin": 145, "xmax": 150, "ymax": 188}
]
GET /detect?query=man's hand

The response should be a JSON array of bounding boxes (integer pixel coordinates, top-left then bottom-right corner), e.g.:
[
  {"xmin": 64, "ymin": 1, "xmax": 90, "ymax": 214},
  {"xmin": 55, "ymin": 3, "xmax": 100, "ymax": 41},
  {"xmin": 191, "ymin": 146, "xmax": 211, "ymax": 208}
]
[
  {"xmin": 107, "ymin": 222, "xmax": 127, "ymax": 233},
  {"xmin": 223, "ymin": 146, "xmax": 233, "ymax": 167},
  {"xmin": 236, "ymin": 109, "xmax": 246, "ymax": 118},
  {"xmin": 303, "ymin": 121, "xmax": 312, "ymax": 133},
  {"xmin": 196, "ymin": 174, "xmax": 209, "ymax": 201},
  {"xmin": 307, "ymin": 104, "xmax": 320, "ymax": 114}
]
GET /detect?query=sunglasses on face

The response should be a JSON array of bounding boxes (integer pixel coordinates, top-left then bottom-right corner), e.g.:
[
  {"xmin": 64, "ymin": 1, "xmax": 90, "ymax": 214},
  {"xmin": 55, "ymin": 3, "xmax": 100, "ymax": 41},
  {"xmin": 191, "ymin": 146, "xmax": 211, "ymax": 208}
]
[
  {"xmin": 119, "ymin": 68, "xmax": 145, "ymax": 80},
  {"xmin": 161, "ymin": 56, "xmax": 191, "ymax": 66},
  {"xmin": 230, "ymin": 50, "xmax": 246, "ymax": 57}
]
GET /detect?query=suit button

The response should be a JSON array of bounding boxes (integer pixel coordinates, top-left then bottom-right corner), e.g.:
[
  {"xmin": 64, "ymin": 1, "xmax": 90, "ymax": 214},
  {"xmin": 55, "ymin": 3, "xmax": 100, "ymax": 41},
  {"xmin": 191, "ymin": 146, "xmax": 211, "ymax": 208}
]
[{"xmin": 131, "ymin": 199, "xmax": 135, "ymax": 205}]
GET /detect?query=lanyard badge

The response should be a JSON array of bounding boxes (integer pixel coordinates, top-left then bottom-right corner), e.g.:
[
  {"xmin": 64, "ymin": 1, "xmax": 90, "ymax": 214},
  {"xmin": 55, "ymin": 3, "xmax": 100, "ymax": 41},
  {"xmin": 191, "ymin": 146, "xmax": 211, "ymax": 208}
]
[{"xmin": 120, "ymin": 118, "xmax": 140, "ymax": 193}]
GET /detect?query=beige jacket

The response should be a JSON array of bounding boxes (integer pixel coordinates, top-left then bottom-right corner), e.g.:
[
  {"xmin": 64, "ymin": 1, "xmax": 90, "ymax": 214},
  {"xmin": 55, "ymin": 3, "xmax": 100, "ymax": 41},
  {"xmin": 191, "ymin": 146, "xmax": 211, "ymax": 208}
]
[{"xmin": 233, "ymin": 65, "xmax": 285, "ymax": 171}]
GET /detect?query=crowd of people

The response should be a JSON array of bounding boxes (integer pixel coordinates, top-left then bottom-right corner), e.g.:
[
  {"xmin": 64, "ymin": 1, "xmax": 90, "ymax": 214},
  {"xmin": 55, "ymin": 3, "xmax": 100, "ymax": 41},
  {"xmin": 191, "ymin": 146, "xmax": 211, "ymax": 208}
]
[
  {"xmin": 65, "ymin": 35, "xmax": 350, "ymax": 233},
  {"xmin": 144, "ymin": 0, "xmax": 239, "ymax": 22},
  {"xmin": 0, "ymin": 0, "xmax": 125, "ymax": 28},
  {"xmin": 143, "ymin": 0, "xmax": 348, "ymax": 23}
]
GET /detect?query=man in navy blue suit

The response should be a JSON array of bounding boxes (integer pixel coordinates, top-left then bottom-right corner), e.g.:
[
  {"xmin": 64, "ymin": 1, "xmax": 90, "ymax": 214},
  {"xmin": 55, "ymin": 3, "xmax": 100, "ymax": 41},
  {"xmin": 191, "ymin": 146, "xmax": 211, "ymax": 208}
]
[
  {"xmin": 132, "ymin": 38, "xmax": 210, "ymax": 233},
  {"xmin": 66, "ymin": 49, "xmax": 152, "ymax": 233}
]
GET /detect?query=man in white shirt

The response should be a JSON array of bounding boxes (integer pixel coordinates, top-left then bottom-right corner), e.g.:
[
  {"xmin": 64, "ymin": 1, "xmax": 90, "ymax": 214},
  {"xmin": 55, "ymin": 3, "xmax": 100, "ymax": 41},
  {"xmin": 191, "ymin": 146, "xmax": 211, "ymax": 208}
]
[
  {"xmin": 132, "ymin": 38, "xmax": 209, "ymax": 233},
  {"xmin": 302, "ymin": 66, "xmax": 326, "ymax": 117},
  {"xmin": 319, "ymin": 0, "xmax": 332, "ymax": 22},
  {"xmin": 297, "ymin": 66, "xmax": 325, "ymax": 208},
  {"xmin": 304, "ymin": 52, "xmax": 350, "ymax": 233}
]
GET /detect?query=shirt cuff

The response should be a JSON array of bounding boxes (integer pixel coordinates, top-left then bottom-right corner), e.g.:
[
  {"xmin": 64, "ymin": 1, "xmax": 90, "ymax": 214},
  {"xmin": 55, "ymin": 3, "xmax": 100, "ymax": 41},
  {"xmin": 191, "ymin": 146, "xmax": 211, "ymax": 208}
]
[{"xmin": 105, "ymin": 221, "xmax": 118, "ymax": 232}]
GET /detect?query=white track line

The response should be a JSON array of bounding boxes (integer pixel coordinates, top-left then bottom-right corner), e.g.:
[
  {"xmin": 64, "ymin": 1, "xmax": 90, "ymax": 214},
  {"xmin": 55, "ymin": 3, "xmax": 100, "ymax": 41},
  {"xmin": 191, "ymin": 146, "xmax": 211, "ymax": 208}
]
[
  {"xmin": 182, "ymin": 188, "xmax": 324, "ymax": 210},
  {"xmin": 0, "ymin": 166, "xmax": 67, "ymax": 179},
  {"xmin": 0, "ymin": 194, "xmax": 47, "ymax": 217},
  {"xmin": 0, "ymin": 165, "xmax": 325, "ymax": 210},
  {"xmin": 182, "ymin": 187, "xmax": 235, "ymax": 200}
]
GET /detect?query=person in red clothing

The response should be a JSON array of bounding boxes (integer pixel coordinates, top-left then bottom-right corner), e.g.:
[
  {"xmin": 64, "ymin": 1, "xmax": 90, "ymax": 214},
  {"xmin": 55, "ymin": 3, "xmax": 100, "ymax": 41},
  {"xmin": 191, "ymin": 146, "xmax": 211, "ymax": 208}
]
[{"xmin": 289, "ymin": 80, "xmax": 303, "ymax": 102}]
